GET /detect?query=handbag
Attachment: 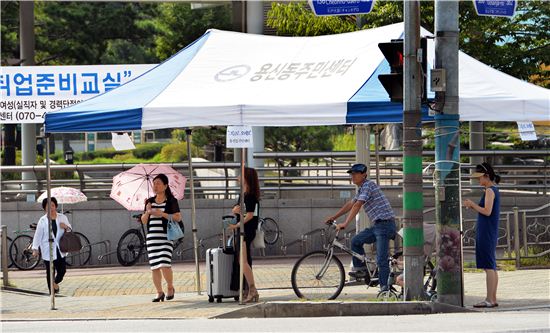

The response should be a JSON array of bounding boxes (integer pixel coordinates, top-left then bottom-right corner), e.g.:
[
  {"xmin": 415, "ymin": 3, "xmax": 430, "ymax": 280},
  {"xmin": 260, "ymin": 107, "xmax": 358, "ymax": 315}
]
[
  {"xmin": 59, "ymin": 228, "xmax": 82, "ymax": 253},
  {"xmin": 252, "ymin": 222, "xmax": 266, "ymax": 249},
  {"xmin": 167, "ymin": 214, "xmax": 184, "ymax": 241}
]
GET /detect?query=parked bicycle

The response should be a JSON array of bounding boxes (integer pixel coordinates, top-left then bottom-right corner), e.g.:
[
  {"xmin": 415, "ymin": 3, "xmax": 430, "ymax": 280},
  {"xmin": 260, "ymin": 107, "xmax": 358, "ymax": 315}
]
[
  {"xmin": 116, "ymin": 214, "xmax": 185, "ymax": 266},
  {"xmin": 259, "ymin": 217, "xmax": 279, "ymax": 245},
  {"xmin": 9, "ymin": 224, "xmax": 41, "ymax": 270}
]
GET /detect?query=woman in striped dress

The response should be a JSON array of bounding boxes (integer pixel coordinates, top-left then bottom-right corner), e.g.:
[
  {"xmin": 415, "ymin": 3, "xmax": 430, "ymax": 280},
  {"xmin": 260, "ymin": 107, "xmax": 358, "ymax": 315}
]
[{"xmin": 141, "ymin": 174, "xmax": 182, "ymax": 302}]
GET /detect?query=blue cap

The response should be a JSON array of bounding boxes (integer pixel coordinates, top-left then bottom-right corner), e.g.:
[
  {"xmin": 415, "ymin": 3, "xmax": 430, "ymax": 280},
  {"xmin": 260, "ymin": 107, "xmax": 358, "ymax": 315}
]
[{"xmin": 347, "ymin": 163, "xmax": 367, "ymax": 174}]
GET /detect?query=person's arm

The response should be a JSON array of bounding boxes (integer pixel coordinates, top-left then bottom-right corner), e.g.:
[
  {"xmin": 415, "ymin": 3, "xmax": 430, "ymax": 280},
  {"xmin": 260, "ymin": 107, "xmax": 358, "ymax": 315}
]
[
  {"xmin": 464, "ymin": 188, "xmax": 495, "ymax": 216},
  {"xmin": 229, "ymin": 198, "xmax": 256, "ymax": 229},
  {"xmin": 59, "ymin": 214, "xmax": 71, "ymax": 230},
  {"xmin": 141, "ymin": 200, "xmax": 151, "ymax": 224},
  {"xmin": 32, "ymin": 218, "xmax": 44, "ymax": 256},
  {"xmin": 325, "ymin": 199, "xmax": 355, "ymax": 223},
  {"xmin": 336, "ymin": 200, "xmax": 365, "ymax": 230}
]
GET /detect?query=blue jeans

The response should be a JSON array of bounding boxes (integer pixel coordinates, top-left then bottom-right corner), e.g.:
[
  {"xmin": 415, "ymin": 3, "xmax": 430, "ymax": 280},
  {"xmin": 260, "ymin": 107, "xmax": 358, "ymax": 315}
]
[{"xmin": 351, "ymin": 220, "xmax": 396, "ymax": 289}]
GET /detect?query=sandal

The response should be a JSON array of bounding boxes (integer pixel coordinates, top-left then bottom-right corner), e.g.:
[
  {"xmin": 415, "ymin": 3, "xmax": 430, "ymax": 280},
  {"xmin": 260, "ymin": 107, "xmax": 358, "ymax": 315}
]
[{"xmin": 473, "ymin": 300, "xmax": 497, "ymax": 308}]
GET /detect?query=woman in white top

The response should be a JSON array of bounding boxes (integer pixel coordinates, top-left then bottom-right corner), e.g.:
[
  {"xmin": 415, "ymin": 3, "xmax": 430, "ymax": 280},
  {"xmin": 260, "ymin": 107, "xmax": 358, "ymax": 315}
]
[{"xmin": 32, "ymin": 197, "xmax": 71, "ymax": 293}]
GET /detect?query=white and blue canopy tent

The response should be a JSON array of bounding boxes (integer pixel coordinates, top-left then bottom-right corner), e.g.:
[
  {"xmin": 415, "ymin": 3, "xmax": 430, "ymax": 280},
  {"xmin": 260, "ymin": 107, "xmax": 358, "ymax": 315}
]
[
  {"xmin": 43, "ymin": 23, "xmax": 549, "ymax": 295},
  {"xmin": 45, "ymin": 23, "xmax": 549, "ymax": 133}
]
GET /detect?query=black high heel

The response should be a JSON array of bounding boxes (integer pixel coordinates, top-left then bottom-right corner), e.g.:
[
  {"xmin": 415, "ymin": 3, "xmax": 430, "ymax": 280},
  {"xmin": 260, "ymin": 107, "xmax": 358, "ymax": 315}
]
[
  {"xmin": 166, "ymin": 288, "xmax": 175, "ymax": 300},
  {"xmin": 152, "ymin": 292, "xmax": 165, "ymax": 302}
]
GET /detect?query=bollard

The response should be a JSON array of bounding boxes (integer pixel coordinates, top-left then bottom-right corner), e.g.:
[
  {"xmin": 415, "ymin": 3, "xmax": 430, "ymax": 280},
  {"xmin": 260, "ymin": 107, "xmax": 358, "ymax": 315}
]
[
  {"xmin": 1, "ymin": 225, "xmax": 8, "ymax": 287},
  {"xmin": 512, "ymin": 207, "xmax": 520, "ymax": 268},
  {"xmin": 521, "ymin": 211, "xmax": 528, "ymax": 257}
]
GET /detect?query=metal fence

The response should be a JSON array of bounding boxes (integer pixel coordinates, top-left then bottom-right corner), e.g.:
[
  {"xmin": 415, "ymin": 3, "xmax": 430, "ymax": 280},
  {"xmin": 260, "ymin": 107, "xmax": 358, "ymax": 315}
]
[{"xmin": 1, "ymin": 149, "xmax": 549, "ymax": 201}]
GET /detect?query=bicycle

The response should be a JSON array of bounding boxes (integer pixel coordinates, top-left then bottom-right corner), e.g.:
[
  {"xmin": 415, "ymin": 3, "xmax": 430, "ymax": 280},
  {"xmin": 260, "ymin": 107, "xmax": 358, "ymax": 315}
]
[
  {"xmin": 259, "ymin": 217, "xmax": 279, "ymax": 245},
  {"xmin": 116, "ymin": 214, "xmax": 185, "ymax": 266},
  {"xmin": 291, "ymin": 221, "xmax": 382, "ymax": 300}
]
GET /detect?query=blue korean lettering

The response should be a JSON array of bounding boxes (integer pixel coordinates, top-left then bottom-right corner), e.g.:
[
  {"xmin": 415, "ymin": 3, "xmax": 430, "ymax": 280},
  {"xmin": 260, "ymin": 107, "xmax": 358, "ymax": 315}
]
[
  {"xmin": 81, "ymin": 73, "xmax": 100, "ymax": 94},
  {"xmin": 59, "ymin": 73, "xmax": 78, "ymax": 95},
  {"xmin": 13, "ymin": 73, "xmax": 33, "ymax": 96},
  {"xmin": 0, "ymin": 74, "xmax": 10, "ymax": 97},
  {"xmin": 103, "ymin": 72, "xmax": 121, "ymax": 92},
  {"xmin": 36, "ymin": 73, "xmax": 55, "ymax": 96}
]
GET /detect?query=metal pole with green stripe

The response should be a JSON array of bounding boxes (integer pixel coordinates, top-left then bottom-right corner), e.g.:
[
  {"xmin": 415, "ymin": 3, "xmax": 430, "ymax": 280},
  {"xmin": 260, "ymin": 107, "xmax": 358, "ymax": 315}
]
[
  {"xmin": 402, "ymin": 0, "xmax": 425, "ymax": 300},
  {"xmin": 434, "ymin": 0, "xmax": 464, "ymax": 307}
]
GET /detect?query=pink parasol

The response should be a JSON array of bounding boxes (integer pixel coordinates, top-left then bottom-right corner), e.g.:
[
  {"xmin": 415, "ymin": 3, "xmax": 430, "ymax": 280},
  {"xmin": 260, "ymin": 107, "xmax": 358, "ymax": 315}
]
[
  {"xmin": 37, "ymin": 186, "xmax": 87, "ymax": 204},
  {"xmin": 110, "ymin": 164, "xmax": 186, "ymax": 211}
]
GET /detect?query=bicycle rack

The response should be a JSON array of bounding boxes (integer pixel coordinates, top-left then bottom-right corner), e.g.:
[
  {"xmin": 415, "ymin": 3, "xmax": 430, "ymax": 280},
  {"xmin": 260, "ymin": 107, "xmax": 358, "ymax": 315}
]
[{"xmin": 94, "ymin": 240, "xmax": 114, "ymax": 264}]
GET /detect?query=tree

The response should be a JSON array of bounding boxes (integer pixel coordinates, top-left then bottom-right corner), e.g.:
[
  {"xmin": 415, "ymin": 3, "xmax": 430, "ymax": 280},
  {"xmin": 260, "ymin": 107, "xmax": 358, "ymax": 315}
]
[{"xmin": 266, "ymin": 1, "xmax": 549, "ymax": 87}]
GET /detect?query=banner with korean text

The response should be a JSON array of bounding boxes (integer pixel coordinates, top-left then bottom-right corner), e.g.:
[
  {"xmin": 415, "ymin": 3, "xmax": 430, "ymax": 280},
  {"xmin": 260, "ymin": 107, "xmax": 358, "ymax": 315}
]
[{"xmin": 0, "ymin": 64, "xmax": 154, "ymax": 123}]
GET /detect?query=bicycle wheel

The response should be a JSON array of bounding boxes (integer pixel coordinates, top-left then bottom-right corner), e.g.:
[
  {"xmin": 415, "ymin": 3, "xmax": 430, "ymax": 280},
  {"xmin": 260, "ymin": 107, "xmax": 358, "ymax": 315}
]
[
  {"xmin": 5, "ymin": 236, "xmax": 14, "ymax": 268},
  {"xmin": 117, "ymin": 229, "xmax": 144, "ymax": 266},
  {"xmin": 377, "ymin": 290, "xmax": 399, "ymax": 301},
  {"xmin": 291, "ymin": 250, "xmax": 345, "ymax": 300},
  {"xmin": 65, "ymin": 232, "xmax": 91, "ymax": 267},
  {"xmin": 9, "ymin": 235, "xmax": 40, "ymax": 270},
  {"xmin": 261, "ymin": 217, "xmax": 279, "ymax": 245}
]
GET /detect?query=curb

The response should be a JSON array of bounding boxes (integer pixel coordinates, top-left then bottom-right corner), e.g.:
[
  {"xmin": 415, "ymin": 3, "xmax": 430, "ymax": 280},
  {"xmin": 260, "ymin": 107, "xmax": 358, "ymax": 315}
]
[{"xmin": 214, "ymin": 301, "xmax": 472, "ymax": 318}]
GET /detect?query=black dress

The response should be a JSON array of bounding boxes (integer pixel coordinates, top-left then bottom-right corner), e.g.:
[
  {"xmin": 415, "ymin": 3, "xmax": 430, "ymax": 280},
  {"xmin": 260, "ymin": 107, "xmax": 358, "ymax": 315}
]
[
  {"xmin": 145, "ymin": 196, "xmax": 180, "ymax": 270},
  {"xmin": 235, "ymin": 193, "xmax": 260, "ymax": 266}
]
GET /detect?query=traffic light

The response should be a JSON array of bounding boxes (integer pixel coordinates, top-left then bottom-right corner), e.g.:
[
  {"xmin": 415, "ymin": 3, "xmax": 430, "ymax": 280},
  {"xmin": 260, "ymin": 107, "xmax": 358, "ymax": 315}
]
[
  {"xmin": 378, "ymin": 39, "xmax": 404, "ymax": 102},
  {"xmin": 378, "ymin": 38, "xmax": 428, "ymax": 103}
]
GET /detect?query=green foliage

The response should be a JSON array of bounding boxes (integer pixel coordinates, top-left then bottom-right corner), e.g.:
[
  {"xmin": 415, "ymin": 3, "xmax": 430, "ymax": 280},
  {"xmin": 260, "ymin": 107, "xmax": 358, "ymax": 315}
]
[
  {"xmin": 133, "ymin": 143, "xmax": 164, "ymax": 159},
  {"xmin": 265, "ymin": 126, "xmax": 338, "ymax": 152},
  {"xmin": 332, "ymin": 133, "xmax": 356, "ymax": 151},
  {"xmin": 160, "ymin": 143, "xmax": 188, "ymax": 162},
  {"xmin": 266, "ymin": 1, "xmax": 549, "ymax": 87},
  {"xmin": 147, "ymin": 2, "xmax": 232, "ymax": 60},
  {"xmin": 459, "ymin": 1, "xmax": 550, "ymax": 87}
]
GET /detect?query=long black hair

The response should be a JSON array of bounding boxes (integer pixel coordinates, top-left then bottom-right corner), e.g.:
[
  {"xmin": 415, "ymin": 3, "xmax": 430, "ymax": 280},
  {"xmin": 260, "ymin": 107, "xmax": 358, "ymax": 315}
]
[
  {"xmin": 243, "ymin": 167, "xmax": 260, "ymax": 201},
  {"xmin": 153, "ymin": 173, "xmax": 174, "ymax": 199},
  {"xmin": 475, "ymin": 162, "xmax": 501, "ymax": 184}
]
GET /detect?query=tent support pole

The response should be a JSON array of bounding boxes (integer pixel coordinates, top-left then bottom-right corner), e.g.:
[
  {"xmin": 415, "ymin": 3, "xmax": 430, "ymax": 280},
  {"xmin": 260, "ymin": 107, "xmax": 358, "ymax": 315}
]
[
  {"xmin": 45, "ymin": 133, "xmax": 56, "ymax": 310},
  {"xmin": 238, "ymin": 147, "xmax": 246, "ymax": 305},
  {"xmin": 186, "ymin": 129, "xmax": 201, "ymax": 295}
]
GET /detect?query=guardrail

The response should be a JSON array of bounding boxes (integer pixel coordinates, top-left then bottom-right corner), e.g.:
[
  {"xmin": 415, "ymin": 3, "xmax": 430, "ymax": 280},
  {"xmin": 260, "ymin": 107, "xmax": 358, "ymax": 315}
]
[{"xmin": 1, "ymin": 150, "xmax": 549, "ymax": 201}]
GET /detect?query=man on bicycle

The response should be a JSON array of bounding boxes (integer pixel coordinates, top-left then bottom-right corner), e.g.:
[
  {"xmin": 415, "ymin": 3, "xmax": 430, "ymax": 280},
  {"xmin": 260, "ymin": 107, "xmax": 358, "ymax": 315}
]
[{"xmin": 325, "ymin": 163, "xmax": 396, "ymax": 292}]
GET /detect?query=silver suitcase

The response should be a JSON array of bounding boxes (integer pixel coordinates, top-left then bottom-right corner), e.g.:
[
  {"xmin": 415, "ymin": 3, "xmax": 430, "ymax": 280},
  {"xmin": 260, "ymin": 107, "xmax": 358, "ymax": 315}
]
[{"xmin": 206, "ymin": 247, "xmax": 239, "ymax": 303}]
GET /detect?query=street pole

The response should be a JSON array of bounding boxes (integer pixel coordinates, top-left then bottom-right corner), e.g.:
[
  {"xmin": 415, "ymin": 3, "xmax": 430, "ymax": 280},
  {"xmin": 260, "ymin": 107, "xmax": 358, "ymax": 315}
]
[
  {"xmin": 402, "ymin": 0, "xmax": 424, "ymax": 300},
  {"xmin": 45, "ymin": 134, "xmax": 56, "ymax": 310},
  {"xmin": 434, "ymin": 0, "xmax": 463, "ymax": 307},
  {"xmin": 20, "ymin": 1, "xmax": 37, "ymax": 201},
  {"xmin": 186, "ymin": 129, "xmax": 201, "ymax": 295}
]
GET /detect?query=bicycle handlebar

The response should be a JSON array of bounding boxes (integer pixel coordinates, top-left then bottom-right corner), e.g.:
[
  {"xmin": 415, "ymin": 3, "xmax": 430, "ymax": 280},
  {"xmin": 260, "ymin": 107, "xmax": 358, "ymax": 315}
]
[{"xmin": 132, "ymin": 214, "xmax": 143, "ymax": 220}]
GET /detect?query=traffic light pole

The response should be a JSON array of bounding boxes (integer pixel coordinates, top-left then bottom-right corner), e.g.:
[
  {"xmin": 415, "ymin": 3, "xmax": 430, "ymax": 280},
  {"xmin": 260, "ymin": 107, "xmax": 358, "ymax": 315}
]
[
  {"xmin": 434, "ymin": 0, "xmax": 464, "ymax": 307},
  {"xmin": 402, "ymin": 0, "xmax": 424, "ymax": 300}
]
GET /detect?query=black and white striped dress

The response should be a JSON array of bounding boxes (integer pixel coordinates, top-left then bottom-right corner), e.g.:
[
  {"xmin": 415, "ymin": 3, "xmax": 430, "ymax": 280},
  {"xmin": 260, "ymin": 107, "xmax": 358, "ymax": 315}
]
[{"xmin": 146, "ymin": 201, "xmax": 173, "ymax": 270}]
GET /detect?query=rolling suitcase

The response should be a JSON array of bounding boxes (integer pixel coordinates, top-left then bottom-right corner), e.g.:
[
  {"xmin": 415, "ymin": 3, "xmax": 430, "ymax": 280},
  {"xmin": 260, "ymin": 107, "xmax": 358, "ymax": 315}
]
[{"xmin": 206, "ymin": 222, "xmax": 239, "ymax": 303}]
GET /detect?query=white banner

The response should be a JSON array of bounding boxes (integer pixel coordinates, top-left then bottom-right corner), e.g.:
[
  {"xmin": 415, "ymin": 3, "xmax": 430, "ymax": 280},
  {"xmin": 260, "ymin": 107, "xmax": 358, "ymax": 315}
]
[{"xmin": 0, "ymin": 64, "xmax": 154, "ymax": 123}]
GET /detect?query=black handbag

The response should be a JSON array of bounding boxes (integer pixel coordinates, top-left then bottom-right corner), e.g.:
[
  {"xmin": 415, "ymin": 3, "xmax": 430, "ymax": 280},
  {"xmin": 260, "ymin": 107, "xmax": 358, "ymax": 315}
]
[{"xmin": 59, "ymin": 229, "xmax": 82, "ymax": 253}]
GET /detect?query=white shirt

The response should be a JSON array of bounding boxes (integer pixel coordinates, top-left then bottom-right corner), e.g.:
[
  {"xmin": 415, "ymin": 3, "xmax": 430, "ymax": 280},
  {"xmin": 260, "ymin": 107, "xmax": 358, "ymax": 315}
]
[{"xmin": 31, "ymin": 213, "xmax": 72, "ymax": 261}]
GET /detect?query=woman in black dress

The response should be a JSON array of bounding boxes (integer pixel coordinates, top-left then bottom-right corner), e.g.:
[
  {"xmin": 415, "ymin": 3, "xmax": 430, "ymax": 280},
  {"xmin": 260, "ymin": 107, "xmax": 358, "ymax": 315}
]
[
  {"xmin": 141, "ymin": 174, "xmax": 182, "ymax": 302},
  {"xmin": 229, "ymin": 167, "xmax": 261, "ymax": 303}
]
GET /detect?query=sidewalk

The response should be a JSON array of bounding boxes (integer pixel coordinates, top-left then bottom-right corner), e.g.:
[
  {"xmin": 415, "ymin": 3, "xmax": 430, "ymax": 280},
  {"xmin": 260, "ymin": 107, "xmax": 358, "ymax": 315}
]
[{"xmin": 1, "ymin": 258, "xmax": 549, "ymax": 320}]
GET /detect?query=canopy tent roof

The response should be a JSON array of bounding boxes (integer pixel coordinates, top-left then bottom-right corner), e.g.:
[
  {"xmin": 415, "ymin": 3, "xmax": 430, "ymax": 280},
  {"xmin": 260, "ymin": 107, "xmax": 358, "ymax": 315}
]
[{"xmin": 45, "ymin": 23, "xmax": 549, "ymax": 133}]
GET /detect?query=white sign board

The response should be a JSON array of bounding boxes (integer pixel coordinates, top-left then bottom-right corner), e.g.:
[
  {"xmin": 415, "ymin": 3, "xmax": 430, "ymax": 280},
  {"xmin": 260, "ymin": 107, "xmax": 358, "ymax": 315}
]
[
  {"xmin": 517, "ymin": 121, "xmax": 537, "ymax": 141},
  {"xmin": 111, "ymin": 132, "xmax": 136, "ymax": 151},
  {"xmin": 226, "ymin": 126, "xmax": 253, "ymax": 148},
  {"xmin": 0, "ymin": 64, "xmax": 154, "ymax": 123}
]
